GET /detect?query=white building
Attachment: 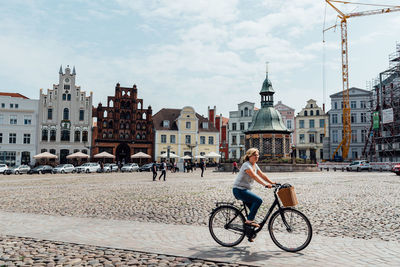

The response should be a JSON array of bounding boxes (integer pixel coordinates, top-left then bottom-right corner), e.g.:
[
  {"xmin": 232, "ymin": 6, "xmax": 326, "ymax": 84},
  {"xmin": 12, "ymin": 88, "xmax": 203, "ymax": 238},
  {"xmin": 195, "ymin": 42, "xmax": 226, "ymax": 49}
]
[
  {"xmin": 0, "ymin": 93, "xmax": 39, "ymax": 166},
  {"xmin": 38, "ymin": 65, "xmax": 93, "ymax": 164},
  {"xmin": 228, "ymin": 101, "xmax": 255, "ymax": 159}
]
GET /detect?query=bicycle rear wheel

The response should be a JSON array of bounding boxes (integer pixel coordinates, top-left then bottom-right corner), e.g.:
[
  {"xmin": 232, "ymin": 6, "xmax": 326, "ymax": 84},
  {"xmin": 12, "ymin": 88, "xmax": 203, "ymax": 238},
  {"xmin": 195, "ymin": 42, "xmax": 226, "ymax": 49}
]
[
  {"xmin": 209, "ymin": 205, "xmax": 245, "ymax": 247},
  {"xmin": 268, "ymin": 208, "xmax": 312, "ymax": 252}
]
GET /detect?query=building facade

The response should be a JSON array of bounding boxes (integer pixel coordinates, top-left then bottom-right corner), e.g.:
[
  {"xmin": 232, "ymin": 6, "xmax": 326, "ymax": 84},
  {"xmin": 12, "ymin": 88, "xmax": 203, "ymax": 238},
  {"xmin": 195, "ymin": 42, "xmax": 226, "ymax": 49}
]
[
  {"xmin": 0, "ymin": 93, "xmax": 39, "ymax": 166},
  {"xmin": 153, "ymin": 107, "xmax": 219, "ymax": 160},
  {"xmin": 328, "ymin": 87, "xmax": 372, "ymax": 160},
  {"xmin": 38, "ymin": 66, "xmax": 93, "ymax": 164},
  {"xmin": 295, "ymin": 99, "xmax": 328, "ymax": 161},
  {"xmin": 228, "ymin": 101, "xmax": 255, "ymax": 159},
  {"xmin": 92, "ymin": 83, "xmax": 153, "ymax": 164},
  {"xmin": 208, "ymin": 106, "xmax": 229, "ymax": 159},
  {"xmin": 274, "ymin": 100, "xmax": 295, "ymax": 145}
]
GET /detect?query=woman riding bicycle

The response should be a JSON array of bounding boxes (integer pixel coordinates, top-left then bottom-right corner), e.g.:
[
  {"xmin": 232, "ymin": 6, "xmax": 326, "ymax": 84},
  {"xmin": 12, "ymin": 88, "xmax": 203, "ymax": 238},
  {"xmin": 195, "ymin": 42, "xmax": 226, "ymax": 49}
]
[{"xmin": 233, "ymin": 148, "xmax": 275, "ymax": 229}]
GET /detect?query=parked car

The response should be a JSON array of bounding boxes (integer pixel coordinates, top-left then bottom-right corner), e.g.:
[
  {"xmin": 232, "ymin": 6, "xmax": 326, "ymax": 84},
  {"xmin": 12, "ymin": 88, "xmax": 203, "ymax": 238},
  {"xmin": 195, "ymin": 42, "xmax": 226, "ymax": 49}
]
[
  {"xmin": 346, "ymin": 160, "xmax": 371, "ymax": 172},
  {"xmin": 0, "ymin": 164, "xmax": 8, "ymax": 174},
  {"xmin": 75, "ymin": 163, "xmax": 101, "ymax": 173},
  {"xmin": 391, "ymin": 164, "xmax": 400, "ymax": 175},
  {"xmin": 104, "ymin": 163, "xmax": 119, "ymax": 172},
  {"xmin": 28, "ymin": 165, "xmax": 53, "ymax": 174},
  {"xmin": 121, "ymin": 163, "xmax": 139, "ymax": 172},
  {"xmin": 53, "ymin": 164, "xmax": 75, "ymax": 174},
  {"xmin": 138, "ymin": 163, "xmax": 154, "ymax": 172},
  {"xmin": 5, "ymin": 165, "xmax": 31, "ymax": 175}
]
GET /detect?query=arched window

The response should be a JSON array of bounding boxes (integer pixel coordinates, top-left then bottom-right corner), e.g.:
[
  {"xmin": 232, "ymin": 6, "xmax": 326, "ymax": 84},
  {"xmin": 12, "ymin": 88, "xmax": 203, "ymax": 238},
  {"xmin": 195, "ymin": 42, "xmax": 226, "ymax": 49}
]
[
  {"xmin": 102, "ymin": 132, "xmax": 107, "ymax": 138},
  {"xmin": 136, "ymin": 123, "xmax": 141, "ymax": 130},
  {"xmin": 74, "ymin": 131, "xmax": 80, "ymax": 142},
  {"xmin": 50, "ymin": 129, "xmax": 56, "ymax": 141},
  {"xmin": 108, "ymin": 131, "xmax": 113, "ymax": 138},
  {"xmin": 120, "ymin": 123, "xmax": 124, "ymax": 129},
  {"xmin": 109, "ymin": 100, "xmax": 114, "ymax": 107},
  {"xmin": 304, "ymin": 110, "xmax": 308, "ymax": 116},
  {"xmin": 61, "ymin": 129, "xmax": 70, "ymax": 141},
  {"xmin": 104, "ymin": 110, "xmax": 108, "ymax": 118},
  {"xmin": 119, "ymin": 132, "xmax": 124, "ymax": 139},
  {"xmin": 127, "ymin": 91, "xmax": 130, "ymax": 96},
  {"xmin": 63, "ymin": 108, "xmax": 69, "ymax": 120},
  {"xmin": 310, "ymin": 110, "xmax": 314, "ymax": 116},
  {"xmin": 244, "ymin": 107, "xmax": 249, "ymax": 117},
  {"xmin": 42, "ymin": 129, "xmax": 48, "ymax": 141},
  {"xmin": 139, "ymin": 102, "xmax": 142, "ymax": 109},
  {"xmin": 125, "ymin": 123, "xmax": 129, "ymax": 129},
  {"xmin": 142, "ymin": 133, "xmax": 146, "ymax": 140},
  {"xmin": 142, "ymin": 124, "xmax": 146, "ymax": 130},
  {"xmin": 82, "ymin": 131, "xmax": 88, "ymax": 142},
  {"xmin": 103, "ymin": 121, "xmax": 107, "ymax": 128},
  {"xmin": 316, "ymin": 110, "xmax": 320, "ymax": 116},
  {"xmin": 125, "ymin": 133, "xmax": 129, "ymax": 139},
  {"xmin": 126, "ymin": 112, "xmax": 130, "ymax": 120},
  {"xmin": 241, "ymin": 110, "xmax": 243, "ymax": 117},
  {"xmin": 143, "ymin": 113, "xmax": 147, "ymax": 120},
  {"xmin": 109, "ymin": 121, "xmax": 113, "ymax": 128},
  {"xmin": 136, "ymin": 134, "xmax": 141, "ymax": 139}
]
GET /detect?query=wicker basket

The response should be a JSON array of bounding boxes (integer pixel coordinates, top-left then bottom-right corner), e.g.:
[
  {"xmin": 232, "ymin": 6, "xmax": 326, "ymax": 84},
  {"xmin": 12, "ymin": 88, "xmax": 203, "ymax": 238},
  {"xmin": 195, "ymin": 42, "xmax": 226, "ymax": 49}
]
[{"xmin": 277, "ymin": 186, "xmax": 299, "ymax": 207}]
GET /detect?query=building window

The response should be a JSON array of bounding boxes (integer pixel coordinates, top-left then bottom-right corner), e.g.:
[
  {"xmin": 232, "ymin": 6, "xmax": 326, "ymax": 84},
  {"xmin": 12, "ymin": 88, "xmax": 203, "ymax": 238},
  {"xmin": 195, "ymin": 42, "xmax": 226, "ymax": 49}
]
[
  {"xmin": 48, "ymin": 108, "xmax": 53, "ymax": 120},
  {"xmin": 320, "ymin": 133, "xmax": 324, "ymax": 143},
  {"xmin": 50, "ymin": 129, "xmax": 56, "ymax": 141},
  {"xmin": 244, "ymin": 107, "xmax": 249, "ymax": 117},
  {"xmin": 241, "ymin": 110, "xmax": 243, "ymax": 117},
  {"xmin": 202, "ymin": 122, "xmax": 208, "ymax": 129},
  {"xmin": 360, "ymin": 101, "xmax": 366, "ymax": 108},
  {"xmin": 63, "ymin": 108, "xmax": 69, "ymax": 120},
  {"xmin": 304, "ymin": 111, "xmax": 307, "ymax": 116},
  {"xmin": 287, "ymin": 120, "xmax": 292, "ymax": 129},
  {"xmin": 79, "ymin": 110, "xmax": 84, "ymax": 121},
  {"xmin": 351, "ymin": 113, "xmax": 357, "ymax": 123},
  {"xmin": 163, "ymin": 120, "xmax": 170, "ymax": 128},
  {"xmin": 231, "ymin": 123, "xmax": 237, "ymax": 131},
  {"xmin": 316, "ymin": 110, "xmax": 320, "ymax": 116},
  {"xmin": 360, "ymin": 113, "xmax": 366, "ymax": 123},
  {"xmin": 351, "ymin": 101, "xmax": 356, "ymax": 109},
  {"xmin": 186, "ymin": 122, "xmax": 191, "ymax": 129},
  {"xmin": 1, "ymin": 103, "xmax": 4, "ymax": 108},
  {"xmin": 9, "ymin": 133, "xmax": 16, "ymax": 144},
  {"xmin": 200, "ymin": 136, "xmax": 206, "ymax": 144},
  {"xmin": 240, "ymin": 123, "xmax": 245, "ymax": 131},
  {"xmin": 64, "ymin": 85, "xmax": 70, "ymax": 90},
  {"xmin": 351, "ymin": 130, "xmax": 357, "ymax": 143},
  {"xmin": 62, "ymin": 94, "xmax": 67, "ymax": 101},
  {"xmin": 240, "ymin": 135, "xmax": 245, "ymax": 145},
  {"xmin": 0, "ymin": 133, "xmax": 2, "ymax": 143},
  {"xmin": 334, "ymin": 102, "xmax": 338, "ymax": 109},
  {"xmin": 67, "ymin": 94, "xmax": 71, "ymax": 101},
  {"xmin": 352, "ymin": 149, "xmax": 358, "ymax": 159},
  {"xmin": 319, "ymin": 119, "xmax": 324, "ymax": 128},
  {"xmin": 332, "ymin": 130, "xmax": 338, "ymax": 143},
  {"xmin": 310, "ymin": 110, "xmax": 314, "ymax": 116},
  {"xmin": 74, "ymin": 131, "xmax": 80, "ymax": 142},
  {"xmin": 23, "ymin": 134, "xmax": 31, "ymax": 144},
  {"xmin": 248, "ymin": 122, "xmax": 252, "ymax": 128},
  {"xmin": 161, "ymin": 135, "xmax": 167, "ymax": 143},
  {"xmin": 231, "ymin": 135, "xmax": 237, "ymax": 145},
  {"xmin": 42, "ymin": 129, "xmax": 48, "ymax": 141},
  {"xmin": 82, "ymin": 131, "xmax": 88, "ymax": 142},
  {"xmin": 309, "ymin": 119, "xmax": 315, "ymax": 128},
  {"xmin": 170, "ymin": 135, "xmax": 176, "ymax": 144},
  {"xmin": 10, "ymin": 115, "xmax": 17, "ymax": 125},
  {"xmin": 209, "ymin": 136, "xmax": 214, "ymax": 145},
  {"xmin": 332, "ymin": 114, "xmax": 338, "ymax": 124},
  {"xmin": 61, "ymin": 130, "xmax": 70, "ymax": 141},
  {"xmin": 10, "ymin": 103, "xmax": 13, "ymax": 108},
  {"xmin": 299, "ymin": 120, "xmax": 304, "ymax": 128},
  {"xmin": 185, "ymin": 135, "xmax": 191, "ymax": 144},
  {"xmin": 299, "ymin": 134, "xmax": 305, "ymax": 144},
  {"xmin": 309, "ymin": 134, "xmax": 315, "ymax": 143},
  {"xmin": 24, "ymin": 115, "xmax": 32, "ymax": 125},
  {"xmin": 361, "ymin": 129, "xmax": 366, "ymax": 142}
]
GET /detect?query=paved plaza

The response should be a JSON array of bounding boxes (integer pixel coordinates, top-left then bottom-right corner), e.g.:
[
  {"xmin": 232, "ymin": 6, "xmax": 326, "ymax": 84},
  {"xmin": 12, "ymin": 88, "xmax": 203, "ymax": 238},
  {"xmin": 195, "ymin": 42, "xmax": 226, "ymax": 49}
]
[{"xmin": 0, "ymin": 170, "xmax": 399, "ymax": 266}]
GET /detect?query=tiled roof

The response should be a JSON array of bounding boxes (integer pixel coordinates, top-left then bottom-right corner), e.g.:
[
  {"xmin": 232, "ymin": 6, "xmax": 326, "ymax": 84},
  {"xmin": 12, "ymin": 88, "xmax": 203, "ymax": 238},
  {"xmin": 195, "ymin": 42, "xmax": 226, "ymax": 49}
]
[
  {"xmin": 0, "ymin": 92, "xmax": 29, "ymax": 99},
  {"xmin": 153, "ymin": 108, "xmax": 218, "ymax": 132},
  {"xmin": 216, "ymin": 115, "xmax": 229, "ymax": 125}
]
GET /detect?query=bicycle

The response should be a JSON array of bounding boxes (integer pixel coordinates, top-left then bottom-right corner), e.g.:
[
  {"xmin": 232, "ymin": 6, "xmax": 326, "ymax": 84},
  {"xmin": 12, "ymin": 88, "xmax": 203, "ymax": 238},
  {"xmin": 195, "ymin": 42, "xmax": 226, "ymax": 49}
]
[{"xmin": 208, "ymin": 183, "xmax": 312, "ymax": 252}]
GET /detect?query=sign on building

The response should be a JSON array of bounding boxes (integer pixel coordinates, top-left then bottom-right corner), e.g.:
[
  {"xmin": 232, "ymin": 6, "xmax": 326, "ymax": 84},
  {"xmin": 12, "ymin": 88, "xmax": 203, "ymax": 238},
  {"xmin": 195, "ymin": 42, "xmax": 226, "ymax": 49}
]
[
  {"xmin": 373, "ymin": 111, "xmax": 379, "ymax": 129},
  {"xmin": 382, "ymin": 108, "xmax": 393, "ymax": 124}
]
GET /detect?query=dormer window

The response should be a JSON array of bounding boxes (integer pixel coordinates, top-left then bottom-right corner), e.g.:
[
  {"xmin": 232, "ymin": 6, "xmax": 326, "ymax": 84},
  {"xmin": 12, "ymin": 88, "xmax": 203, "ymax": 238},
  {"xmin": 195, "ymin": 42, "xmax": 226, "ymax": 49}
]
[
  {"xmin": 163, "ymin": 120, "xmax": 170, "ymax": 128},
  {"xmin": 203, "ymin": 122, "xmax": 208, "ymax": 129}
]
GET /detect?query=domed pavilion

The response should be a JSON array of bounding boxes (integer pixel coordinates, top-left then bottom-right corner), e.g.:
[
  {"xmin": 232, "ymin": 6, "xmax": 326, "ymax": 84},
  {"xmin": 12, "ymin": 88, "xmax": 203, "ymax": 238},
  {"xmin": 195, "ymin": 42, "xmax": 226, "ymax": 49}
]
[{"xmin": 245, "ymin": 70, "xmax": 291, "ymax": 159}]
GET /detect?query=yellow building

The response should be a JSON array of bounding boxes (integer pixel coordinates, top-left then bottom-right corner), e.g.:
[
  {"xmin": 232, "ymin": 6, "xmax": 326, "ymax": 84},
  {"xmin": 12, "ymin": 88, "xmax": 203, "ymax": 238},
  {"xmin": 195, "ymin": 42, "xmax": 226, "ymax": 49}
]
[{"xmin": 153, "ymin": 106, "xmax": 219, "ymax": 160}]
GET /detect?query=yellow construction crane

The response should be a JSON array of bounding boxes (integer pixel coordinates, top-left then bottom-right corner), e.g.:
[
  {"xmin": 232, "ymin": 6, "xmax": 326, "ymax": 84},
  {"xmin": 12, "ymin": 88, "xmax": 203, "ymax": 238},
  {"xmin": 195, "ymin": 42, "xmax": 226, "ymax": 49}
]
[{"xmin": 324, "ymin": 0, "xmax": 400, "ymax": 160}]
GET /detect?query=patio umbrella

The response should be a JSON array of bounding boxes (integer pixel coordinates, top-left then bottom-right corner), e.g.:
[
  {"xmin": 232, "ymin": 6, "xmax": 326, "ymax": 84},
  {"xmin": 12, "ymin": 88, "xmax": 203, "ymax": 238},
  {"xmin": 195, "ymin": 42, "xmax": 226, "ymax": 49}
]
[
  {"xmin": 205, "ymin": 152, "xmax": 221, "ymax": 158},
  {"xmin": 33, "ymin": 152, "xmax": 58, "ymax": 159},
  {"xmin": 160, "ymin": 152, "xmax": 179, "ymax": 158},
  {"xmin": 93, "ymin": 151, "xmax": 115, "ymax": 159},
  {"xmin": 181, "ymin": 155, "xmax": 192, "ymax": 160},
  {"xmin": 131, "ymin": 152, "xmax": 151, "ymax": 165},
  {"xmin": 66, "ymin": 152, "xmax": 89, "ymax": 159},
  {"xmin": 195, "ymin": 155, "xmax": 205, "ymax": 159}
]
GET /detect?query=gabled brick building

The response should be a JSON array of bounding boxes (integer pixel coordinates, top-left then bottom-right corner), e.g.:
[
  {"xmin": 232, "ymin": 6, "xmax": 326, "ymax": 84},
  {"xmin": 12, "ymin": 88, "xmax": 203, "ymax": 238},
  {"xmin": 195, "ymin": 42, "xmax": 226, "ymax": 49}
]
[{"xmin": 92, "ymin": 83, "xmax": 153, "ymax": 164}]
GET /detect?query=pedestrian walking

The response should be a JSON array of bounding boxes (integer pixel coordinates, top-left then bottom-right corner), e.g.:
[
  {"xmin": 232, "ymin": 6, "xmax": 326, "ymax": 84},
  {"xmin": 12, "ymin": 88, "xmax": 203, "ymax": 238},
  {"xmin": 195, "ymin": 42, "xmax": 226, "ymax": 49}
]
[
  {"xmin": 200, "ymin": 159, "xmax": 206, "ymax": 177},
  {"xmin": 152, "ymin": 161, "xmax": 158, "ymax": 181},
  {"xmin": 184, "ymin": 161, "xmax": 188, "ymax": 173},
  {"xmin": 159, "ymin": 161, "xmax": 167, "ymax": 181},
  {"xmin": 232, "ymin": 161, "xmax": 239, "ymax": 174}
]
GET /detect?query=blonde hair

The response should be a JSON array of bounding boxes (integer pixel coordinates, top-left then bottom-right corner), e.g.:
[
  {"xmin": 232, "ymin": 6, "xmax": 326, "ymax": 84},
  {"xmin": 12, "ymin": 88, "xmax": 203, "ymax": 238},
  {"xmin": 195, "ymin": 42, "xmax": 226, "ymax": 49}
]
[{"xmin": 244, "ymin": 148, "xmax": 259, "ymax": 161}]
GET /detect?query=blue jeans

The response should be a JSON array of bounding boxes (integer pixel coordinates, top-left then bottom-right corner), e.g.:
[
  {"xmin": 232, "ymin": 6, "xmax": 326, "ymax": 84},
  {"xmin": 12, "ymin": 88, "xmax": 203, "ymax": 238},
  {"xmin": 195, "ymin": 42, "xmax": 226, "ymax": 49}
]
[{"xmin": 232, "ymin": 188, "xmax": 263, "ymax": 221}]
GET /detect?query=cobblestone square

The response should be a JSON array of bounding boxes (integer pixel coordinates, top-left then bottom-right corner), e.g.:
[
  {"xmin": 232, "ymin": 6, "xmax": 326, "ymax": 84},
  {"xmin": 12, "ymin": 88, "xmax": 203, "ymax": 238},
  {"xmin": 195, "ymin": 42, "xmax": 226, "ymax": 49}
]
[{"xmin": 0, "ymin": 170, "xmax": 399, "ymax": 266}]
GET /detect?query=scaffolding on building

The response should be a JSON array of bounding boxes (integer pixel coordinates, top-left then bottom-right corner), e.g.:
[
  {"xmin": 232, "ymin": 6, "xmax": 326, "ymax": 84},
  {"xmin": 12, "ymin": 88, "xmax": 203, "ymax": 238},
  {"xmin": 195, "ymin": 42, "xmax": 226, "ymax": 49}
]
[{"xmin": 363, "ymin": 43, "xmax": 400, "ymax": 162}]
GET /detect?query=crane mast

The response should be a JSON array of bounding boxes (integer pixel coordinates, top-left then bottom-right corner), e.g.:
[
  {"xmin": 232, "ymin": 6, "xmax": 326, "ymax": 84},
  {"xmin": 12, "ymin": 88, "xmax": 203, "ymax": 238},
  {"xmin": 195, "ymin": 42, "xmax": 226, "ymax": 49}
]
[{"xmin": 325, "ymin": 0, "xmax": 400, "ymax": 160}]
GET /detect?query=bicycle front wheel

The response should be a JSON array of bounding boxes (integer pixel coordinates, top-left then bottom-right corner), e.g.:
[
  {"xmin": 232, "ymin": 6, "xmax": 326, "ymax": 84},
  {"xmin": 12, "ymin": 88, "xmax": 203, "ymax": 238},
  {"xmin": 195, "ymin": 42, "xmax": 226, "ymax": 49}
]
[
  {"xmin": 209, "ymin": 205, "xmax": 246, "ymax": 247},
  {"xmin": 268, "ymin": 208, "xmax": 312, "ymax": 252}
]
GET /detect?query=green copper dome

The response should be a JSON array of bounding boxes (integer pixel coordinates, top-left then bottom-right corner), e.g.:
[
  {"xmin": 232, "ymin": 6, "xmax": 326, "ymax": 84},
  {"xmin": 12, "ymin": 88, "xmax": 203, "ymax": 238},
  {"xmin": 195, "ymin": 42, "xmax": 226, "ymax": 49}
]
[
  {"xmin": 260, "ymin": 73, "xmax": 274, "ymax": 94},
  {"xmin": 247, "ymin": 107, "xmax": 289, "ymax": 133}
]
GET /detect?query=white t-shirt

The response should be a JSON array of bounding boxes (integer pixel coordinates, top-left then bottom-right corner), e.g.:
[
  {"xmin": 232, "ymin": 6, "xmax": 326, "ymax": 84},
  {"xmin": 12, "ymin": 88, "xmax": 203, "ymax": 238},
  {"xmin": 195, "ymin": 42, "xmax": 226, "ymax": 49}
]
[{"xmin": 232, "ymin": 161, "xmax": 261, "ymax": 190}]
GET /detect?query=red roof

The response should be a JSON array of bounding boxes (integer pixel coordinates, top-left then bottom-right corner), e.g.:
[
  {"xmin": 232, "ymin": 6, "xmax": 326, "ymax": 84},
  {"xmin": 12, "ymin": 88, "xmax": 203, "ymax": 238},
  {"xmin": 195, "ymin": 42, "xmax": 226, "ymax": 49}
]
[{"xmin": 0, "ymin": 92, "xmax": 29, "ymax": 99}]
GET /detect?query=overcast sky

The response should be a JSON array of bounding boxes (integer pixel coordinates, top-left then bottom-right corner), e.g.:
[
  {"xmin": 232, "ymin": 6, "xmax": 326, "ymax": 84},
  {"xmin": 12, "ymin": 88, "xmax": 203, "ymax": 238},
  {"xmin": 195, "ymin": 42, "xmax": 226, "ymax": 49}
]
[{"xmin": 1, "ymin": 0, "xmax": 399, "ymax": 117}]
